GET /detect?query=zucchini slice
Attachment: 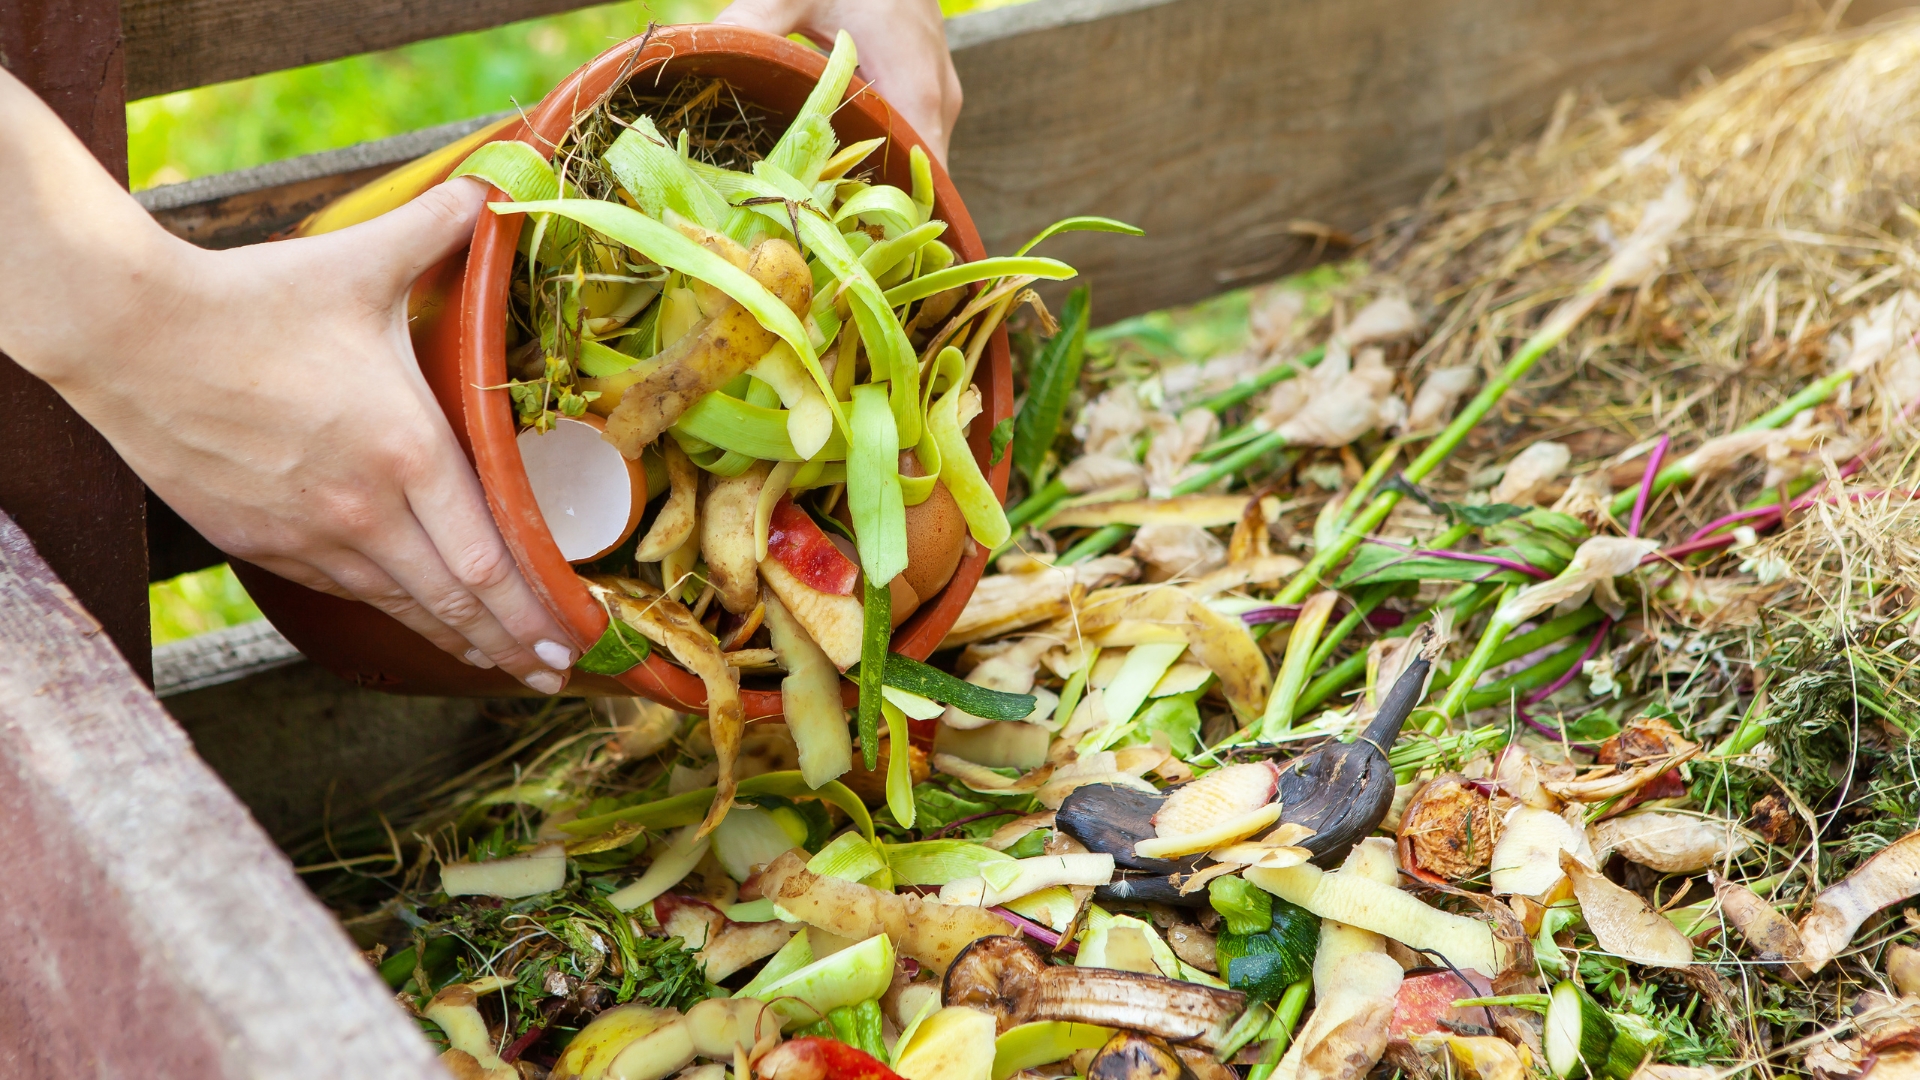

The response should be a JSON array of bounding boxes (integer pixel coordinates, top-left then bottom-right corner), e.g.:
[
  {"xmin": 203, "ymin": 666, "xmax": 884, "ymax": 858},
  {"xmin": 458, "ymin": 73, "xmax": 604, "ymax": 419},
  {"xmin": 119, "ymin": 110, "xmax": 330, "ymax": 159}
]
[
  {"xmin": 866, "ymin": 653, "xmax": 1038, "ymax": 722},
  {"xmin": 1545, "ymin": 979, "xmax": 1617, "ymax": 1078}
]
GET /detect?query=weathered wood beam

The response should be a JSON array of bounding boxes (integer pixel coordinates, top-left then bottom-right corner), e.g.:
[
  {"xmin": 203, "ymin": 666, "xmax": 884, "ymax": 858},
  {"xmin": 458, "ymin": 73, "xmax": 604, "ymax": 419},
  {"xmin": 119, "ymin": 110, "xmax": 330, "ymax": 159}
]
[
  {"xmin": 0, "ymin": 512, "xmax": 439, "ymax": 1076},
  {"xmin": 943, "ymin": 0, "xmax": 1917, "ymax": 322},
  {"xmin": 1, "ymin": 0, "xmax": 153, "ymax": 680},
  {"xmin": 125, "ymin": 0, "xmax": 605, "ymax": 99}
]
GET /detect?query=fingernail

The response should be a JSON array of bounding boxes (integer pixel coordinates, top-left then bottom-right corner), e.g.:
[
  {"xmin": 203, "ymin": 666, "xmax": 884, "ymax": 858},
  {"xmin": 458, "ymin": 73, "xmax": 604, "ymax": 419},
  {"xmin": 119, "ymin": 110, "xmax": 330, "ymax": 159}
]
[
  {"xmin": 535, "ymin": 639, "xmax": 575, "ymax": 670},
  {"xmin": 465, "ymin": 649, "xmax": 496, "ymax": 669},
  {"xmin": 526, "ymin": 670, "xmax": 564, "ymax": 695}
]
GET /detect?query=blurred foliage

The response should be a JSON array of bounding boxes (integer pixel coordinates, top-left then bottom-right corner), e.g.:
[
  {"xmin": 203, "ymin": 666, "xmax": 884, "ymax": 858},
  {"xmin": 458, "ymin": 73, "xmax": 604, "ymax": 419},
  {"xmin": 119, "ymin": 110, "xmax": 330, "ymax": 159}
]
[
  {"xmin": 128, "ymin": 0, "xmax": 1033, "ymax": 190},
  {"xmin": 150, "ymin": 563, "xmax": 264, "ymax": 645}
]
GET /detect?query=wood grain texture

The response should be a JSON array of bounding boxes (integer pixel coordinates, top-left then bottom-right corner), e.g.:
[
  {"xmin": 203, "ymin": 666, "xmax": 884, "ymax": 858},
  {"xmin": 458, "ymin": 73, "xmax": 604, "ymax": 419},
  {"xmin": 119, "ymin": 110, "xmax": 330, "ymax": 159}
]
[
  {"xmin": 1, "ymin": 0, "xmax": 152, "ymax": 682},
  {"xmin": 943, "ymin": 0, "xmax": 1917, "ymax": 322},
  {"xmin": 125, "ymin": 0, "xmax": 604, "ymax": 98},
  {"xmin": 0, "ymin": 512, "xmax": 443, "ymax": 1078}
]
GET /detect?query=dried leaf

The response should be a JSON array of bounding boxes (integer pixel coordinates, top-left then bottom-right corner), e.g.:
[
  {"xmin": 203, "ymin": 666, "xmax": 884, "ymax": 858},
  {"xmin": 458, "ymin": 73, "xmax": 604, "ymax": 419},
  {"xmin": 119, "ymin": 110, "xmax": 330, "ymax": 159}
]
[
  {"xmin": 1800, "ymin": 829, "xmax": 1920, "ymax": 973},
  {"xmin": 1711, "ymin": 873, "xmax": 1804, "ymax": 963},
  {"xmin": 1593, "ymin": 812, "xmax": 1748, "ymax": 873},
  {"xmin": 1559, "ymin": 851, "xmax": 1694, "ymax": 967}
]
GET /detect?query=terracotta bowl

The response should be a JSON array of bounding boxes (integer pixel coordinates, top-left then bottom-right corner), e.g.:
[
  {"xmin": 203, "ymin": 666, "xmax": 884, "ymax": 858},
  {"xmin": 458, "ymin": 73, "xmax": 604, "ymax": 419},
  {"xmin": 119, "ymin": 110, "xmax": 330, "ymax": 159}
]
[{"xmin": 236, "ymin": 25, "xmax": 1011, "ymax": 720}]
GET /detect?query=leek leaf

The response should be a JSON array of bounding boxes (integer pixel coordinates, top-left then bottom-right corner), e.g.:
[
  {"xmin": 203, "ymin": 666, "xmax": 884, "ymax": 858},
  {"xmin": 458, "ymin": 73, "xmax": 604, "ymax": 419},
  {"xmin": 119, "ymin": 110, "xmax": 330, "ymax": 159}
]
[
  {"xmin": 929, "ymin": 370, "xmax": 1011, "ymax": 548},
  {"xmin": 882, "ymin": 698, "xmax": 916, "ymax": 829},
  {"xmin": 847, "ymin": 383, "xmax": 909, "ymax": 582},
  {"xmin": 1015, "ymin": 215, "xmax": 1145, "ymax": 257},
  {"xmin": 882, "ymin": 256, "xmax": 1077, "ymax": 308},
  {"xmin": 764, "ymin": 30, "xmax": 858, "ymax": 187},
  {"xmin": 452, "ymin": 139, "xmax": 558, "ymax": 202},
  {"xmin": 490, "ymin": 197, "xmax": 850, "ymax": 441},
  {"xmin": 909, "ymin": 145, "xmax": 935, "ymax": 225},
  {"xmin": 672, "ymin": 392, "xmax": 848, "ymax": 463},
  {"xmin": 559, "ymin": 770, "xmax": 873, "ymax": 842},
  {"xmin": 735, "ymin": 164, "xmax": 923, "ymax": 444},
  {"xmin": 1011, "ymin": 284, "xmax": 1089, "ymax": 487},
  {"xmin": 603, "ymin": 118, "xmax": 732, "ymax": 229},
  {"xmin": 834, "ymin": 183, "xmax": 920, "ymax": 237}
]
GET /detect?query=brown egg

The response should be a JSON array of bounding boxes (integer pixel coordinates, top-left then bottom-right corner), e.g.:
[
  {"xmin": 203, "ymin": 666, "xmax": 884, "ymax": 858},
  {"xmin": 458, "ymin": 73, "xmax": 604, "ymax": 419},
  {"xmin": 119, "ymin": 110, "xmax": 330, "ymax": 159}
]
[
  {"xmin": 889, "ymin": 573, "xmax": 921, "ymax": 629},
  {"xmin": 899, "ymin": 450, "xmax": 968, "ymax": 604}
]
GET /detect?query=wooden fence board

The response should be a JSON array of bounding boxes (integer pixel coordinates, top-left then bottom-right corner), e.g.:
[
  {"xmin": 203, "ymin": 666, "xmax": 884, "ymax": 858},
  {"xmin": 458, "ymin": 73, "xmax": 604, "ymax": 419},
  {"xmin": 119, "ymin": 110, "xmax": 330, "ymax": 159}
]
[
  {"xmin": 125, "ymin": 0, "xmax": 605, "ymax": 99},
  {"xmin": 2, "ymin": 0, "xmax": 153, "ymax": 681},
  {"xmin": 942, "ymin": 0, "xmax": 1915, "ymax": 322},
  {"xmin": 0, "ymin": 512, "xmax": 441, "ymax": 1077}
]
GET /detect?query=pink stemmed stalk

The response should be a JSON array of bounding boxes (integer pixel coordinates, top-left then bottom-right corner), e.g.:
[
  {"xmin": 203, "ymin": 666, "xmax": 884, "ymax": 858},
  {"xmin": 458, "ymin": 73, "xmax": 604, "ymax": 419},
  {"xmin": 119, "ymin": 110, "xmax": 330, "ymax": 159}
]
[
  {"xmin": 992, "ymin": 907, "xmax": 1065, "ymax": 950},
  {"xmin": 1653, "ymin": 389, "xmax": 1920, "ymax": 563},
  {"xmin": 1627, "ymin": 434, "xmax": 1669, "ymax": 538}
]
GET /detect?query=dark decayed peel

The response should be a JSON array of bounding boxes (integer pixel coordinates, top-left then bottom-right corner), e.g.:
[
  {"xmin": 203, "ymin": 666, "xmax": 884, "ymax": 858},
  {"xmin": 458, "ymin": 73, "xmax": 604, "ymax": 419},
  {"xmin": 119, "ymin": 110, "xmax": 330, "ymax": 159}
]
[
  {"xmin": 1056, "ymin": 784, "xmax": 1201, "ymax": 875},
  {"xmin": 1278, "ymin": 656, "xmax": 1431, "ymax": 867},
  {"xmin": 1087, "ymin": 1032, "xmax": 1196, "ymax": 1080},
  {"xmin": 942, "ymin": 936, "xmax": 1244, "ymax": 1049}
]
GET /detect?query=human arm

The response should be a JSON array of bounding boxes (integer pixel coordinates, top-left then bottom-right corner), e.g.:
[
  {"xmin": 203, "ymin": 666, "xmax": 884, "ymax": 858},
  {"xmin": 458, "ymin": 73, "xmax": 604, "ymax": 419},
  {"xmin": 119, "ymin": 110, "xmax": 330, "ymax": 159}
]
[
  {"xmin": 0, "ymin": 68, "xmax": 576, "ymax": 692},
  {"xmin": 716, "ymin": 0, "xmax": 962, "ymax": 164}
]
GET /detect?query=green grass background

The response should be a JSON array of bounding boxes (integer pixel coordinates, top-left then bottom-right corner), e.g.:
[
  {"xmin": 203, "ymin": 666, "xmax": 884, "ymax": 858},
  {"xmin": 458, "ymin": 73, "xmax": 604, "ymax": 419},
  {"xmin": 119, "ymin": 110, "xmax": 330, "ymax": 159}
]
[{"xmin": 136, "ymin": 0, "xmax": 1028, "ymax": 642}]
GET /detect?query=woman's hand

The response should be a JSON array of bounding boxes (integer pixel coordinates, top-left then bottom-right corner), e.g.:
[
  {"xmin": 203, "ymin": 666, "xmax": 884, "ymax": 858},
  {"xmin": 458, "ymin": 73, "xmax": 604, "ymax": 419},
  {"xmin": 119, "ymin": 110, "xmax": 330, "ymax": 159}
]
[
  {"xmin": 716, "ymin": 0, "xmax": 962, "ymax": 164},
  {"xmin": 0, "ymin": 70, "xmax": 576, "ymax": 693}
]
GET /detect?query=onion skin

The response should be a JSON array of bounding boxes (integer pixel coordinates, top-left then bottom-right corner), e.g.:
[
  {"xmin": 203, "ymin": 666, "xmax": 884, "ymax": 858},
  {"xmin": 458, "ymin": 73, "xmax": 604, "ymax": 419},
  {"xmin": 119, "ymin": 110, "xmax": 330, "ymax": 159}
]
[{"xmin": 1798, "ymin": 829, "xmax": 1920, "ymax": 973}]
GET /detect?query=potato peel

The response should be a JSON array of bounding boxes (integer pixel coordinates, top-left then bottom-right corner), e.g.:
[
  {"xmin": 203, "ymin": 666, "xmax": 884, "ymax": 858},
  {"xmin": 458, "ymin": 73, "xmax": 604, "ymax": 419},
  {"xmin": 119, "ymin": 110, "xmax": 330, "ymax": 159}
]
[
  {"xmin": 1558, "ymin": 851, "xmax": 1693, "ymax": 968},
  {"xmin": 592, "ymin": 576, "xmax": 744, "ymax": 840},
  {"xmin": 635, "ymin": 440, "xmax": 700, "ymax": 563},
  {"xmin": 1798, "ymin": 829, "xmax": 1920, "ymax": 973}
]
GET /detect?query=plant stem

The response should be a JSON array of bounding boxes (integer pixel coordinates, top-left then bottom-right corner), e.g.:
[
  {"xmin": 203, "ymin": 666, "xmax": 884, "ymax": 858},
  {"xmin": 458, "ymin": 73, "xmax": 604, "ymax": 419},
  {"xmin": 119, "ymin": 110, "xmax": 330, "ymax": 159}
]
[
  {"xmin": 1304, "ymin": 584, "xmax": 1404, "ymax": 674},
  {"xmin": 1057, "ymin": 524, "xmax": 1130, "ymax": 564},
  {"xmin": 1248, "ymin": 979, "xmax": 1314, "ymax": 1080},
  {"xmin": 1198, "ymin": 345, "xmax": 1328, "ymax": 415},
  {"xmin": 1005, "ymin": 477, "xmax": 1069, "ymax": 532},
  {"xmin": 1271, "ymin": 290, "xmax": 1605, "ymax": 607},
  {"xmin": 1290, "ymin": 582, "xmax": 1484, "ymax": 722},
  {"xmin": 1461, "ymin": 636, "xmax": 1589, "ymax": 712},
  {"xmin": 1605, "ymin": 368, "xmax": 1854, "ymax": 521},
  {"xmin": 1259, "ymin": 591, "xmax": 1340, "ymax": 738},
  {"xmin": 1430, "ymin": 606, "xmax": 1603, "ymax": 690},
  {"xmin": 1057, "ymin": 446, "xmax": 1303, "ymax": 565},
  {"xmin": 1430, "ymin": 585, "xmax": 1523, "ymax": 730}
]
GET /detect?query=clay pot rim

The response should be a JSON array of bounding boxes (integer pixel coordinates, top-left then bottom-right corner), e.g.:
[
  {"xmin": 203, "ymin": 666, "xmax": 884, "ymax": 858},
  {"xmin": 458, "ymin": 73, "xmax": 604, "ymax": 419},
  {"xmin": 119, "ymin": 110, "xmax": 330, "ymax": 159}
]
[{"xmin": 459, "ymin": 24, "xmax": 1011, "ymax": 719}]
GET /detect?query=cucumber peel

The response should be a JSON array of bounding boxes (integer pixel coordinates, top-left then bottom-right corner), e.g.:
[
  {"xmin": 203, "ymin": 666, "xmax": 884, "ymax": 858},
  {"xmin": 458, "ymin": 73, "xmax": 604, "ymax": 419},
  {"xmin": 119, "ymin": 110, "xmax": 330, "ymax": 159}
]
[{"xmin": 856, "ymin": 653, "xmax": 1038, "ymax": 722}]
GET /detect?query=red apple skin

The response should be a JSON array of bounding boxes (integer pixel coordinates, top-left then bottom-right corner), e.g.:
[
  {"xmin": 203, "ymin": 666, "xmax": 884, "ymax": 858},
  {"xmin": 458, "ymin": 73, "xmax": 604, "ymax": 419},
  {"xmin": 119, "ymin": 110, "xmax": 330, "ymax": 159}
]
[
  {"xmin": 768, "ymin": 496, "xmax": 860, "ymax": 596},
  {"xmin": 756, "ymin": 1038, "xmax": 904, "ymax": 1080},
  {"xmin": 1386, "ymin": 969, "xmax": 1494, "ymax": 1043}
]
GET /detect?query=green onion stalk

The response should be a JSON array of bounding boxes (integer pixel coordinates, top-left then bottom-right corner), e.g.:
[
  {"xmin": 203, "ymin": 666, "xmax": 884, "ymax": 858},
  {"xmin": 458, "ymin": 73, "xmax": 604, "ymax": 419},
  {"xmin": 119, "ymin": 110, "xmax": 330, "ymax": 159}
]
[
  {"xmin": 1055, "ymin": 448, "xmax": 1304, "ymax": 565},
  {"xmin": 1603, "ymin": 367, "xmax": 1856, "ymax": 522},
  {"xmin": 1247, "ymin": 979, "xmax": 1314, "ymax": 1080}
]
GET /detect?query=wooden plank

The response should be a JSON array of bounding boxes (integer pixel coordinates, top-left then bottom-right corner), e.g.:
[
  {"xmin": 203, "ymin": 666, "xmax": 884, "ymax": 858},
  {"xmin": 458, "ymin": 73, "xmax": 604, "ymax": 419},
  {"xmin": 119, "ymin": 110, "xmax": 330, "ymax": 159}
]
[
  {"xmin": 0, "ymin": 511, "xmax": 441, "ymax": 1077},
  {"xmin": 1, "ymin": 0, "xmax": 153, "ymax": 683},
  {"xmin": 943, "ymin": 0, "xmax": 1919, "ymax": 323},
  {"xmin": 154, "ymin": 618, "xmax": 302, "ymax": 697},
  {"xmin": 125, "ymin": 0, "xmax": 606, "ymax": 99},
  {"xmin": 137, "ymin": 111, "xmax": 510, "ymax": 249},
  {"xmin": 166, "ymin": 658, "xmax": 489, "ymax": 844}
]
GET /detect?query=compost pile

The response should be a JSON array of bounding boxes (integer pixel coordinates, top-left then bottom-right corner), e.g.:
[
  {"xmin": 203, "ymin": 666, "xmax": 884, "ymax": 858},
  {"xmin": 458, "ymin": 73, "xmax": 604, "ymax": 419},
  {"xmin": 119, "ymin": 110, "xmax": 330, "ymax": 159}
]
[{"xmin": 315, "ymin": 16, "xmax": 1920, "ymax": 1080}]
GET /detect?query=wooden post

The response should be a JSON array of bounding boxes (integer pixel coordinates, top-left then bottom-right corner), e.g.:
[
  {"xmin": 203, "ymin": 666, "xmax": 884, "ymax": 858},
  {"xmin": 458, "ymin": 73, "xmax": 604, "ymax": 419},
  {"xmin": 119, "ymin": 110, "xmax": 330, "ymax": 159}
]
[
  {"xmin": 0, "ymin": 0, "xmax": 152, "ymax": 682},
  {"xmin": 0, "ymin": 511, "xmax": 441, "ymax": 1077}
]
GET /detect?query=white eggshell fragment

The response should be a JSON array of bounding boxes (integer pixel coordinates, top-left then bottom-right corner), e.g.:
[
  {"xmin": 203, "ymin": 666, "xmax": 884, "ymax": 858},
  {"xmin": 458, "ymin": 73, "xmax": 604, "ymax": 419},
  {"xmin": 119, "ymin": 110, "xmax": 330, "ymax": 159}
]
[{"xmin": 517, "ymin": 414, "xmax": 645, "ymax": 562}]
